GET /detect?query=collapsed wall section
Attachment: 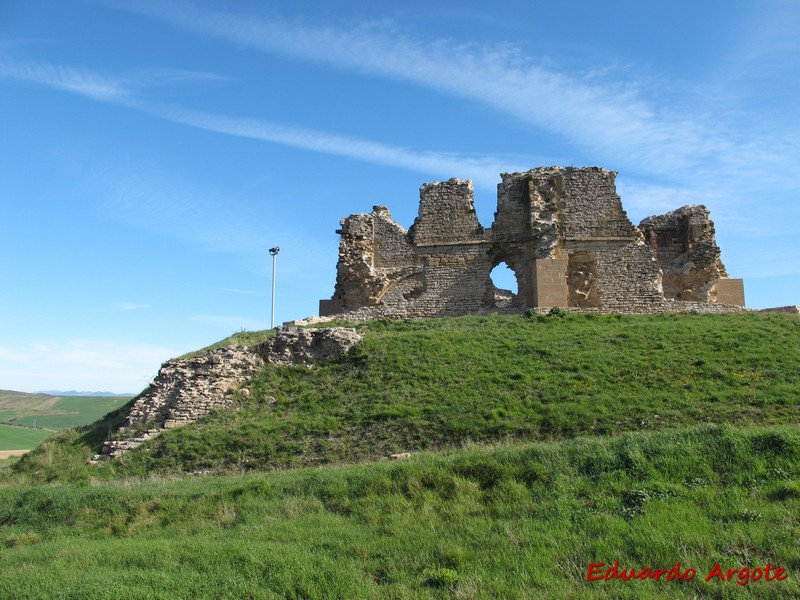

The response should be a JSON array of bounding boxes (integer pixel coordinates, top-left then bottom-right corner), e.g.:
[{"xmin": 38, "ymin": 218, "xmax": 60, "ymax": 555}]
[
  {"xmin": 321, "ymin": 179, "xmax": 492, "ymax": 318},
  {"xmin": 93, "ymin": 328, "xmax": 363, "ymax": 461},
  {"xmin": 639, "ymin": 205, "xmax": 740, "ymax": 303},
  {"xmin": 320, "ymin": 206, "xmax": 421, "ymax": 316}
]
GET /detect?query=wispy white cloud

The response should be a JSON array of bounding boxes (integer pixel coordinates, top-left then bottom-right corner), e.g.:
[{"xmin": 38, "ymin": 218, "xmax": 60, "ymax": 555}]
[
  {"xmin": 0, "ymin": 58, "xmax": 131, "ymax": 101},
  {"xmin": 115, "ymin": 1, "xmax": 799, "ymax": 190},
  {"xmin": 145, "ymin": 103, "xmax": 528, "ymax": 187},
  {"xmin": 0, "ymin": 347, "xmax": 33, "ymax": 363},
  {"xmin": 0, "ymin": 57, "xmax": 227, "ymax": 101},
  {"xmin": 0, "ymin": 339, "xmax": 176, "ymax": 394},
  {"xmin": 113, "ymin": 2, "xmax": 784, "ymax": 174},
  {"xmin": 114, "ymin": 302, "xmax": 151, "ymax": 311},
  {"xmin": 0, "ymin": 55, "xmax": 534, "ymax": 188}
]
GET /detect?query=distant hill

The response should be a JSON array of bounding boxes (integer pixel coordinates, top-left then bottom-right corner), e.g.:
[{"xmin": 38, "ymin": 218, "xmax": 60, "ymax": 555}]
[{"xmin": 0, "ymin": 389, "xmax": 57, "ymax": 409}]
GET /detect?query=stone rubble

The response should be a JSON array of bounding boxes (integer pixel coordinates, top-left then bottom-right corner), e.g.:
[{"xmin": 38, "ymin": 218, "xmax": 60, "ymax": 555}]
[
  {"xmin": 257, "ymin": 326, "xmax": 362, "ymax": 366},
  {"xmin": 91, "ymin": 327, "xmax": 362, "ymax": 461}
]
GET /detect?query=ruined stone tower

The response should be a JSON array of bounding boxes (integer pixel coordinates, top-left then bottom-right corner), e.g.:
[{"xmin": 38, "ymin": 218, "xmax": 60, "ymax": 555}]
[{"xmin": 320, "ymin": 167, "xmax": 744, "ymax": 319}]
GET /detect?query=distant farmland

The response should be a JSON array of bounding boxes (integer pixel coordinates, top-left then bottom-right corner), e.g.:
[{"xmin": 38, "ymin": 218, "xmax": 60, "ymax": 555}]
[
  {"xmin": 0, "ymin": 391, "xmax": 132, "ymax": 452},
  {"xmin": 0, "ymin": 424, "xmax": 52, "ymax": 451}
]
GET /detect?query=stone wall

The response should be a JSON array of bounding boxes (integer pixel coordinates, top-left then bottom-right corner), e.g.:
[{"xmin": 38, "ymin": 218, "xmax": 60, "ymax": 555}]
[
  {"xmin": 759, "ymin": 306, "xmax": 800, "ymax": 315},
  {"xmin": 639, "ymin": 205, "xmax": 728, "ymax": 302},
  {"xmin": 92, "ymin": 327, "xmax": 362, "ymax": 461},
  {"xmin": 320, "ymin": 167, "xmax": 745, "ymax": 318},
  {"xmin": 322, "ymin": 179, "xmax": 494, "ymax": 318}
]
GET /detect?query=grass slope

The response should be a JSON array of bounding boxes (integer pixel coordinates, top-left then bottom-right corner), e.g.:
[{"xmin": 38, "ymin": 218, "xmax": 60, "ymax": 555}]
[
  {"xmin": 49, "ymin": 311, "xmax": 798, "ymax": 478},
  {"xmin": 2, "ymin": 425, "xmax": 800, "ymax": 598},
  {"xmin": 8, "ymin": 312, "xmax": 800, "ymax": 481},
  {"xmin": 2, "ymin": 312, "xmax": 799, "ymax": 598}
]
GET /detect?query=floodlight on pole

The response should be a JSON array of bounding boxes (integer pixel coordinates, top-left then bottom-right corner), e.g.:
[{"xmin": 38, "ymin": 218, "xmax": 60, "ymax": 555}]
[{"xmin": 269, "ymin": 246, "xmax": 280, "ymax": 328}]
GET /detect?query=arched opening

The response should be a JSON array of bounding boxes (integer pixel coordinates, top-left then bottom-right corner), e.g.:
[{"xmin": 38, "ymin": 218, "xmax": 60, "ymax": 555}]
[{"xmin": 486, "ymin": 261, "xmax": 521, "ymax": 309}]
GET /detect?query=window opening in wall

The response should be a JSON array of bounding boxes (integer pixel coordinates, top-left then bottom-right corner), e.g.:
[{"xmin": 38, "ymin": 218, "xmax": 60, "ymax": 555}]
[{"xmin": 488, "ymin": 262, "xmax": 520, "ymax": 309}]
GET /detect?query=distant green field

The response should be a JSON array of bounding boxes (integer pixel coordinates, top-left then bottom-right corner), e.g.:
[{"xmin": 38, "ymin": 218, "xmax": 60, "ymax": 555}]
[
  {"xmin": 0, "ymin": 392, "xmax": 132, "ymax": 451},
  {"xmin": 0, "ymin": 424, "xmax": 51, "ymax": 451},
  {"xmin": 11, "ymin": 396, "xmax": 131, "ymax": 430}
]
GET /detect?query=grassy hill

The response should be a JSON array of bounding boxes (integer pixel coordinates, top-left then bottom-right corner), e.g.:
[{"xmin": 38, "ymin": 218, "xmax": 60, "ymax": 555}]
[
  {"xmin": 0, "ymin": 390, "xmax": 132, "ymax": 431},
  {"xmin": 0, "ymin": 390, "xmax": 58, "ymax": 421},
  {"xmin": 1, "ymin": 312, "xmax": 799, "ymax": 598}
]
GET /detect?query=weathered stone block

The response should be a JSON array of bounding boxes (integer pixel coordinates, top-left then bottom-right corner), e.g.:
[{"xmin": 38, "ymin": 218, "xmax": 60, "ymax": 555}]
[
  {"xmin": 530, "ymin": 257, "xmax": 568, "ymax": 308},
  {"xmin": 257, "ymin": 327, "xmax": 363, "ymax": 366},
  {"xmin": 714, "ymin": 278, "xmax": 745, "ymax": 306}
]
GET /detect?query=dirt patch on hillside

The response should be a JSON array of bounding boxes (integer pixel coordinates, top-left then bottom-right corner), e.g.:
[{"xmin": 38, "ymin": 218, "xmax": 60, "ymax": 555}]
[{"xmin": 0, "ymin": 450, "xmax": 29, "ymax": 460}]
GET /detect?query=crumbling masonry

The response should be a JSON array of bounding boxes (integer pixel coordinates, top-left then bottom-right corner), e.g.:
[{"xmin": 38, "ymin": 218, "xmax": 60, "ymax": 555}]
[
  {"xmin": 92, "ymin": 327, "xmax": 363, "ymax": 461},
  {"xmin": 320, "ymin": 167, "xmax": 744, "ymax": 318}
]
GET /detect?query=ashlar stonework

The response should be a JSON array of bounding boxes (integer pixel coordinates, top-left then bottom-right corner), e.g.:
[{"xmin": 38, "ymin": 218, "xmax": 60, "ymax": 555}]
[{"xmin": 320, "ymin": 167, "xmax": 745, "ymax": 319}]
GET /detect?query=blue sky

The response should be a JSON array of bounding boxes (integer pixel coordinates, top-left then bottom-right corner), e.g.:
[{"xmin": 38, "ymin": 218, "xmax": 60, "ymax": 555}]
[{"xmin": 1, "ymin": 0, "xmax": 798, "ymax": 393}]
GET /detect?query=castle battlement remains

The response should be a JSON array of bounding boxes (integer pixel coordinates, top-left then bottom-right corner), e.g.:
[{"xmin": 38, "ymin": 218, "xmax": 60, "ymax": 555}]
[{"xmin": 320, "ymin": 167, "xmax": 745, "ymax": 319}]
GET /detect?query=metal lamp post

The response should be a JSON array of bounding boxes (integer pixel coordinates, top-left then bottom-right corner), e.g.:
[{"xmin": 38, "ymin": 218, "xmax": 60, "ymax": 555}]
[{"xmin": 269, "ymin": 246, "xmax": 280, "ymax": 328}]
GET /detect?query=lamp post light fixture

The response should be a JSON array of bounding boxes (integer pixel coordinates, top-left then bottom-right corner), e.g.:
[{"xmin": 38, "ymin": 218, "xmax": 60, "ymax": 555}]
[{"xmin": 269, "ymin": 246, "xmax": 280, "ymax": 328}]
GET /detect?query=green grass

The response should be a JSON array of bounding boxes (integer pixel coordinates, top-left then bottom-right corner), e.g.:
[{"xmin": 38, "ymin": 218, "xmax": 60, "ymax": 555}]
[
  {"xmin": 0, "ymin": 424, "xmax": 52, "ymax": 451},
  {"xmin": 33, "ymin": 311, "xmax": 791, "ymax": 478},
  {"xmin": 2, "ymin": 312, "xmax": 799, "ymax": 598},
  {"xmin": 1, "ymin": 424, "xmax": 799, "ymax": 598}
]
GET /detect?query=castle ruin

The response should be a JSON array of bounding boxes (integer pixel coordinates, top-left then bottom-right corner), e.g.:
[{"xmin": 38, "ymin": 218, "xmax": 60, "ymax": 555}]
[{"xmin": 320, "ymin": 167, "xmax": 745, "ymax": 319}]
